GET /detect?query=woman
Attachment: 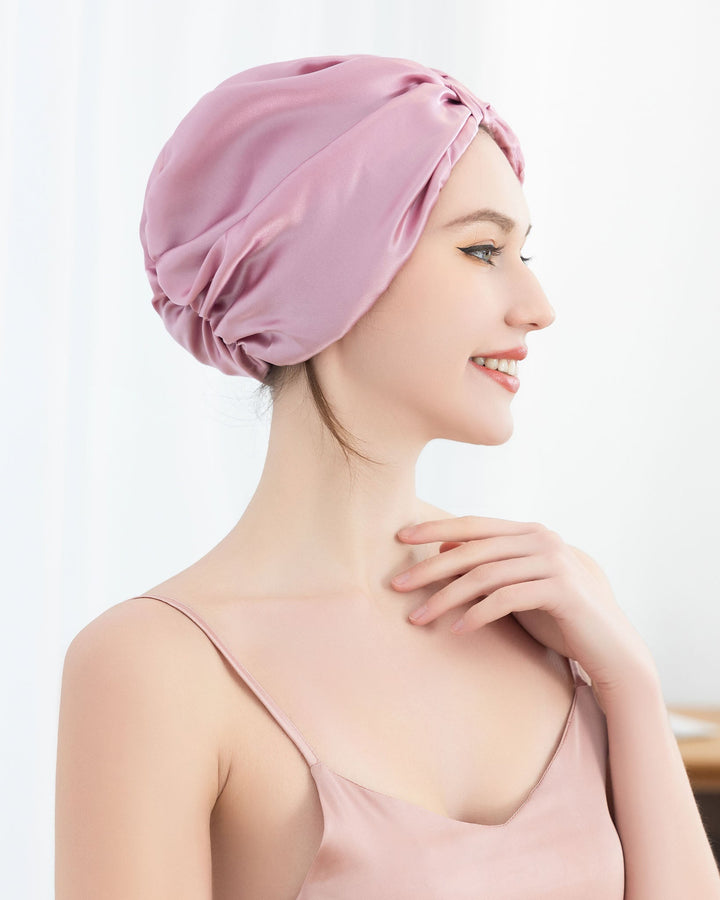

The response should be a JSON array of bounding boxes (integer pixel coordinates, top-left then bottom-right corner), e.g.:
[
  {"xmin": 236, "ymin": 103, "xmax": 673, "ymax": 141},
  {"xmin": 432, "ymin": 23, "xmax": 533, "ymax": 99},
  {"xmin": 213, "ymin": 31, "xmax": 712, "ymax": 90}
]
[{"xmin": 55, "ymin": 54, "xmax": 720, "ymax": 898}]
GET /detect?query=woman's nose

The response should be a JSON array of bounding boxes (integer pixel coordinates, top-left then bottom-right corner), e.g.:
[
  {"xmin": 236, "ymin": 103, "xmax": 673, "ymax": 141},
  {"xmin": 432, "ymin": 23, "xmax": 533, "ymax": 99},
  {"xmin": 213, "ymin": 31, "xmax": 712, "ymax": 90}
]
[{"xmin": 507, "ymin": 273, "xmax": 556, "ymax": 331}]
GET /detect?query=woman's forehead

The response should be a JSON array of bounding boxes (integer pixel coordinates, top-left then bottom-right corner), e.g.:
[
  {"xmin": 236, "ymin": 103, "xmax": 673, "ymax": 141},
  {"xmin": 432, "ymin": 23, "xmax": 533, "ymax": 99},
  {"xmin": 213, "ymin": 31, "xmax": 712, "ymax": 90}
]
[{"xmin": 430, "ymin": 140, "xmax": 529, "ymax": 232}]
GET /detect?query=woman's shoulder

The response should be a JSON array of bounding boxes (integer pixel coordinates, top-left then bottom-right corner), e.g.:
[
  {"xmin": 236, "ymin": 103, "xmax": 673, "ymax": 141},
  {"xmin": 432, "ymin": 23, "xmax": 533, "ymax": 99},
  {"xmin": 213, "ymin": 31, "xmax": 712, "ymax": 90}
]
[
  {"xmin": 56, "ymin": 596, "xmax": 229, "ymax": 897},
  {"xmin": 63, "ymin": 593, "xmax": 235, "ymax": 728},
  {"xmin": 69, "ymin": 593, "xmax": 215, "ymax": 659}
]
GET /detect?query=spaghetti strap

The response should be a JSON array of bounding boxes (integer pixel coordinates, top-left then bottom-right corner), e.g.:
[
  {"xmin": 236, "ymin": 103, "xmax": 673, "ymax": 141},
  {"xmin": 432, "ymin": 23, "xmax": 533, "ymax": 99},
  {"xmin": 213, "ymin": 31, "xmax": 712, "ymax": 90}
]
[
  {"xmin": 568, "ymin": 657, "xmax": 592, "ymax": 687},
  {"xmin": 127, "ymin": 593, "xmax": 320, "ymax": 767}
]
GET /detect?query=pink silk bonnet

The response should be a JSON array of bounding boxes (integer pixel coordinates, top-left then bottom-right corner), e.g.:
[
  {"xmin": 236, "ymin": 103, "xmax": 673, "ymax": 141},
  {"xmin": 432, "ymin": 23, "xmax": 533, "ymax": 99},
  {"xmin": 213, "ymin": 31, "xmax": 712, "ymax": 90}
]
[{"xmin": 138, "ymin": 53, "xmax": 525, "ymax": 382}]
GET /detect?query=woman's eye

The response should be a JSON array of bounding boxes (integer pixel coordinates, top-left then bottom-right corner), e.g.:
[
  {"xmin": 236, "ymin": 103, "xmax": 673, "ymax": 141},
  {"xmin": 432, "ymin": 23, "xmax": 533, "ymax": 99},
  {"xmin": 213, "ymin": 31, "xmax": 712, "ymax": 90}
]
[
  {"xmin": 460, "ymin": 244, "xmax": 533, "ymax": 267},
  {"xmin": 463, "ymin": 244, "xmax": 502, "ymax": 265}
]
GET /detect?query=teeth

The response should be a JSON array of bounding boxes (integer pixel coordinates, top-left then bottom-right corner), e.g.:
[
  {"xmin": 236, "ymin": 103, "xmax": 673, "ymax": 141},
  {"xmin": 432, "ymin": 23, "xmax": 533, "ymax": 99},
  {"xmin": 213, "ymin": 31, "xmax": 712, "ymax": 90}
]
[{"xmin": 471, "ymin": 357, "xmax": 518, "ymax": 376}]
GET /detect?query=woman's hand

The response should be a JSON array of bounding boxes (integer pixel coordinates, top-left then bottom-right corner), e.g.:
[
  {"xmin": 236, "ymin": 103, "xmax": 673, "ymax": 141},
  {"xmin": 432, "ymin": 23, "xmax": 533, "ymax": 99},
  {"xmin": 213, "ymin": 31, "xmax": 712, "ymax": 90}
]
[{"xmin": 392, "ymin": 516, "xmax": 656, "ymax": 695}]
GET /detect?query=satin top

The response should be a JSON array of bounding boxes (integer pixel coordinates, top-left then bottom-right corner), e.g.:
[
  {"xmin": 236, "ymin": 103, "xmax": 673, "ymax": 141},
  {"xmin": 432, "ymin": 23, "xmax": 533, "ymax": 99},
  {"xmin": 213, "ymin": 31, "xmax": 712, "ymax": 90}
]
[{"xmin": 129, "ymin": 593, "xmax": 626, "ymax": 898}]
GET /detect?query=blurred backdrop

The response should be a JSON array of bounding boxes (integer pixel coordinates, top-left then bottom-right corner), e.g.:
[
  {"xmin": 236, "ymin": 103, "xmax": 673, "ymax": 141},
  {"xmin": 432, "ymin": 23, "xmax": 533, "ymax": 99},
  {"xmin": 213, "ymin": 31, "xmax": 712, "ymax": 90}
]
[{"xmin": 2, "ymin": 0, "xmax": 719, "ymax": 895}]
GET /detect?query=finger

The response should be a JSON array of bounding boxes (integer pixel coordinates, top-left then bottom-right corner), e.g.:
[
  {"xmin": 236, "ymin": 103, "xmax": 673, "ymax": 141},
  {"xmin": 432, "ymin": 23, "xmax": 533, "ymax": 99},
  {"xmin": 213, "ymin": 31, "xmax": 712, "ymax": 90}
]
[
  {"xmin": 397, "ymin": 515, "xmax": 548, "ymax": 544},
  {"xmin": 393, "ymin": 532, "xmax": 547, "ymax": 592},
  {"xmin": 408, "ymin": 555, "xmax": 555, "ymax": 625},
  {"xmin": 450, "ymin": 577, "xmax": 563, "ymax": 633}
]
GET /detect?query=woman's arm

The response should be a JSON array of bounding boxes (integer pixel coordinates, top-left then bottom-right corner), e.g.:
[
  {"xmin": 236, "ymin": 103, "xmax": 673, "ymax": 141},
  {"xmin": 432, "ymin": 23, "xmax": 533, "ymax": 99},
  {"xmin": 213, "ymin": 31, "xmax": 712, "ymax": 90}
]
[
  {"xmin": 55, "ymin": 599, "xmax": 225, "ymax": 900},
  {"xmin": 596, "ymin": 657, "xmax": 720, "ymax": 899},
  {"xmin": 571, "ymin": 546, "xmax": 720, "ymax": 898}
]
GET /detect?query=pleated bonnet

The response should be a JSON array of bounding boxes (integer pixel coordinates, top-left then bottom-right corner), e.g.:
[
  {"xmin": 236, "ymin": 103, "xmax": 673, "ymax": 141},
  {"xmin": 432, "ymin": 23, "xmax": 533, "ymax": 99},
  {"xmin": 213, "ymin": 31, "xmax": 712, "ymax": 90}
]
[{"xmin": 138, "ymin": 53, "xmax": 525, "ymax": 381}]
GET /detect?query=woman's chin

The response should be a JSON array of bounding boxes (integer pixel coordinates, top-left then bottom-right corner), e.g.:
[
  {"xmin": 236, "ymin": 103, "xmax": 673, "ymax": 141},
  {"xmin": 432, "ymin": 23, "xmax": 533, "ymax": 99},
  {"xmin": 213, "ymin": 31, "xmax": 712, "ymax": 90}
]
[
  {"xmin": 446, "ymin": 413, "xmax": 515, "ymax": 446},
  {"xmin": 476, "ymin": 423, "xmax": 514, "ymax": 446}
]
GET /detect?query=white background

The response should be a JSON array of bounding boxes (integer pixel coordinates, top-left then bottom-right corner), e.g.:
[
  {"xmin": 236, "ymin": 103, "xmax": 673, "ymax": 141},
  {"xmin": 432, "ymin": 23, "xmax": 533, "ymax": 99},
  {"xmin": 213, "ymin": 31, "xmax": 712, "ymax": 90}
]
[{"xmin": 2, "ymin": 0, "xmax": 719, "ymax": 895}]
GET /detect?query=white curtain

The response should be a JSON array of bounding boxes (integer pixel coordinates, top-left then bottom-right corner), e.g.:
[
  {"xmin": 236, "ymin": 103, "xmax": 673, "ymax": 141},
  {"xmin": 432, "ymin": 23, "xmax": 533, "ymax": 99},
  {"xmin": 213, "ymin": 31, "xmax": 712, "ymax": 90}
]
[{"xmin": 3, "ymin": 0, "xmax": 719, "ymax": 895}]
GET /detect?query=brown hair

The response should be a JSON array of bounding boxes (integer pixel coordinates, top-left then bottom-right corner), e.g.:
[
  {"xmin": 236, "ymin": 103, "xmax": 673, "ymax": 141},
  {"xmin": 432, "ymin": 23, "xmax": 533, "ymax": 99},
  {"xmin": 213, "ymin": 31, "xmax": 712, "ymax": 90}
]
[
  {"xmin": 252, "ymin": 122, "xmax": 498, "ymax": 468},
  {"xmin": 253, "ymin": 355, "xmax": 380, "ymax": 468}
]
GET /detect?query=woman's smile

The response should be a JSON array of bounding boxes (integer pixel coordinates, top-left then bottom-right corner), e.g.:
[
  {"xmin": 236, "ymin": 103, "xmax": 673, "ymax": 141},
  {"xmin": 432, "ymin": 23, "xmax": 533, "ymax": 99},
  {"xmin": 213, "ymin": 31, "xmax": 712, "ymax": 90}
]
[{"xmin": 468, "ymin": 357, "xmax": 520, "ymax": 393}]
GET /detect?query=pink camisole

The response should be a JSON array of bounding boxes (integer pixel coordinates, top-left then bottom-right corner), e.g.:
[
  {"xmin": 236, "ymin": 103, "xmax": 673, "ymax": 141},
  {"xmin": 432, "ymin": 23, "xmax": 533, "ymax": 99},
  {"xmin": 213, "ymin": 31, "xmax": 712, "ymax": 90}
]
[{"xmin": 129, "ymin": 593, "xmax": 626, "ymax": 898}]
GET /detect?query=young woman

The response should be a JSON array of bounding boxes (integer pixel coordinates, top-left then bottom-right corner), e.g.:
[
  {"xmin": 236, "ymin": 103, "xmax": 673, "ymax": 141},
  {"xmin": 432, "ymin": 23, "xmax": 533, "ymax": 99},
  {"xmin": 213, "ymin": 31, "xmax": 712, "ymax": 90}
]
[{"xmin": 55, "ymin": 54, "xmax": 720, "ymax": 899}]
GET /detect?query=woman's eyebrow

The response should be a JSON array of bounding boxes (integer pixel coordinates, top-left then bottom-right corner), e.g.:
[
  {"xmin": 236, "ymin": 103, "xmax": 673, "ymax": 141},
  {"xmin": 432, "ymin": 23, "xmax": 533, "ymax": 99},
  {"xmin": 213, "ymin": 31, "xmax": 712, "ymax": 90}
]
[{"xmin": 443, "ymin": 207, "xmax": 532, "ymax": 236}]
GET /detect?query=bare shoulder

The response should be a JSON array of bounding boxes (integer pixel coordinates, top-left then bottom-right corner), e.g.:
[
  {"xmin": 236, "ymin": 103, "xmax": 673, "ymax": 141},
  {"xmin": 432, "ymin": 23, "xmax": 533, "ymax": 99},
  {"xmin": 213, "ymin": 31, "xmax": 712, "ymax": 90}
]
[
  {"xmin": 56, "ymin": 597, "xmax": 230, "ymax": 898},
  {"xmin": 66, "ymin": 595, "xmax": 229, "ymax": 692},
  {"xmin": 62, "ymin": 595, "xmax": 236, "ymax": 750}
]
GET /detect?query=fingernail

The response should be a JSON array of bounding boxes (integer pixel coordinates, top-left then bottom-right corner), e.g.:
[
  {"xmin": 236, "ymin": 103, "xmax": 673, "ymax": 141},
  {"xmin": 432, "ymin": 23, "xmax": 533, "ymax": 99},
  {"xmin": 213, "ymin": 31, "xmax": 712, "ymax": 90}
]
[
  {"xmin": 409, "ymin": 604, "xmax": 428, "ymax": 622},
  {"xmin": 393, "ymin": 572, "xmax": 410, "ymax": 585},
  {"xmin": 450, "ymin": 617, "xmax": 465, "ymax": 633}
]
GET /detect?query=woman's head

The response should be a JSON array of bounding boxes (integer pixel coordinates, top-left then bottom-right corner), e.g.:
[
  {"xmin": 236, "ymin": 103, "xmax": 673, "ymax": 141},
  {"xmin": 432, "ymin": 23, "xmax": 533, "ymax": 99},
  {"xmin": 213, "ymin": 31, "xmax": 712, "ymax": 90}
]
[
  {"xmin": 138, "ymin": 53, "xmax": 546, "ymax": 465},
  {"xmin": 258, "ymin": 125, "xmax": 555, "ymax": 465}
]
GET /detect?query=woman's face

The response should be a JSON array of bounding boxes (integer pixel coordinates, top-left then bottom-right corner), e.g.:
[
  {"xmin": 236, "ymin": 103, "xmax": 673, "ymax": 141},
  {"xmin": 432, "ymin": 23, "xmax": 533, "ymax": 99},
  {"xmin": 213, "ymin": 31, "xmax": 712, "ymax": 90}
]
[{"xmin": 318, "ymin": 129, "xmax": 556, "ymax": 448}]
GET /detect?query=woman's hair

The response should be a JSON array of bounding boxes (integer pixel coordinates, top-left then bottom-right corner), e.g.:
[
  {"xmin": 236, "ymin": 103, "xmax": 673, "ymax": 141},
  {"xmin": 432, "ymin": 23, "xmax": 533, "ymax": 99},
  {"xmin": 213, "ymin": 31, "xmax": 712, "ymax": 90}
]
[
  {"xmin": 253, "ymin": 355, "xmax": 378, "ymax": 468},
  {"xmin": 253, "ymin": 122, "xmax": 499, "ymax": 469}
]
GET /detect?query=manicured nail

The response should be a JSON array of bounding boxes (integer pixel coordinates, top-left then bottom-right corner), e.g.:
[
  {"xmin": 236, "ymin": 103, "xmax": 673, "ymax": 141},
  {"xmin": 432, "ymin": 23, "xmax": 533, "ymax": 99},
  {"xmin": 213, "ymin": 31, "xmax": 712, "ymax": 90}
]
[
  {"xmin": 409, "ymin": 604, "xmax": 428, "ymax": 622},
  {"xmin": 393, "ymin": 572, "xmax": 410, "ymax": 585},
  {"xmin": 450, "ymin": 617, "xmax": 465, "ymax": 633}
]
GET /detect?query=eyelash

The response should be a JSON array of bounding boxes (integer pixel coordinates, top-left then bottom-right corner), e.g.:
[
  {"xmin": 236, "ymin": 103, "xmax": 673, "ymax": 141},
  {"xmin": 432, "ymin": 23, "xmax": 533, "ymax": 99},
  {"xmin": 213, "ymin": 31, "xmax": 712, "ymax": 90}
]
[{"xmin": 460, "ymin": 244, "xmax": 533, "ymax": 266}]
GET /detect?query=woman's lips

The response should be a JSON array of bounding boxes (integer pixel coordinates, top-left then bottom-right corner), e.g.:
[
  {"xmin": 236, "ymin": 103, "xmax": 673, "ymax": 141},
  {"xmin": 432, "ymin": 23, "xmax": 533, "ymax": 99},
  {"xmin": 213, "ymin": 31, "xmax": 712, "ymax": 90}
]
[{"xmin": 468, "ymin": 358, "xmax": 520, "ymax": 393}]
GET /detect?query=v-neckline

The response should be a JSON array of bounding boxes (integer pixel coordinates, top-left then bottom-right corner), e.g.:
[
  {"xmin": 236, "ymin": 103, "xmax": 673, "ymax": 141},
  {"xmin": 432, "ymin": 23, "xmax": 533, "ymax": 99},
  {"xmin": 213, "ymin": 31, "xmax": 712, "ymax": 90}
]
[
  {"xmin": 309, "ymin": 681, "xmax": 582, "ymax": 830},
  {"xmin": 133, "ymin": 592, "xmax": 586, "ymax": 831}
]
